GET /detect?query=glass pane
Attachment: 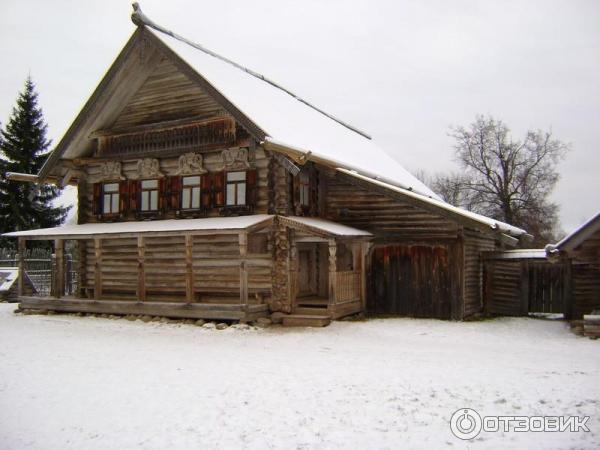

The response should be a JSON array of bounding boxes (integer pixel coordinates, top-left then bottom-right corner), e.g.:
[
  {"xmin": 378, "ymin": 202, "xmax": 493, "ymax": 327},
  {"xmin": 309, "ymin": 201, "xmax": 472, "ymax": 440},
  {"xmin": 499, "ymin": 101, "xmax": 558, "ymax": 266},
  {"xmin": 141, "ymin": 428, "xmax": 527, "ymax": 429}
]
[
  {"xmin": 141, "ymin": 191, "xmax": 149, "ymax": 211},
  {"xmin": 227, "ymin": 171, "xmax": 246, "ymax": 182},
  {"xmin": 237, "ymin": 182, "xmax": 246, "ymax": 205},
  {"xmin": 141, "ymin": 179, "xmax": 158, "ymax": 189},
  {"xmin": 104, "ymin": 183, "xmax": 118, "ymax": 193},
  {"xmin": 226, "ymin": 184, "xmax": 236, "ymax": 205},
  {"xmin": 112, "ymin": 194, "xmax": 119, "ymax": 213},
  {"xmin": 192, "ymin": 187, "xmax": 201, "ymax": 209},
  {"xmin": 182, "ymin": 188, "xmax": 191, "ymax": 209},
  {"xmin": 183, "ymin": 176, "xmax": 200, "ymax": 186},
  {"xmin": 103, "ymin": 194, "xmax": 111, "ymax": 213},
  {"xmin": 150, "ymin": 191, "xmax": 158, "ymax": 210}
]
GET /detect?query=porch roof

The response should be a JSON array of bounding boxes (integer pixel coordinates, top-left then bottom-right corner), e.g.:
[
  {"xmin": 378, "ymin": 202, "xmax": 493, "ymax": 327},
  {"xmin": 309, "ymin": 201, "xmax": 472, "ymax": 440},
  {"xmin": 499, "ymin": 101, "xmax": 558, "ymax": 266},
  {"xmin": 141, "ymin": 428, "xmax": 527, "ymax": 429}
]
[
  {"xmin": 278, "ymin": 216, "xmax": 372, "ymax": 238},
  {"xmin": 3, "ymin": 215, "xmax": 274, "ymax": 240}
]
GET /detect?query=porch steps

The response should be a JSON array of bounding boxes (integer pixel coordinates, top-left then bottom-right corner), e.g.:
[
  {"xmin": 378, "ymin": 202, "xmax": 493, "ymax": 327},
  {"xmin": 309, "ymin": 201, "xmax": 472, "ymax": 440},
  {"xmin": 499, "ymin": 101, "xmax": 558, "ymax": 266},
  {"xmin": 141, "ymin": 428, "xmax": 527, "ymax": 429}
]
[
  {"xmin": 282, "ymin": 314, "xmax": 331, "ymax": 327},
  {"xmin": 293, "ymin": 306, "xmax": 328, "ymax": 315}
]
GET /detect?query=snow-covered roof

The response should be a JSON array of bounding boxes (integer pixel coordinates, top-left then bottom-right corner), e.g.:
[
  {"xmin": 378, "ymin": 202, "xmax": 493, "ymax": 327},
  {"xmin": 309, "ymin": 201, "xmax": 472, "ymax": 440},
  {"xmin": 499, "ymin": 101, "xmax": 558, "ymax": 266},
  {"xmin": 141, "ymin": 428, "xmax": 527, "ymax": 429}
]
[
  {"xmin": 0, "ymin": 268, "xmax": 19, "ymax": 293},
  {"xmin": 547, "ymin": 210, "xmax": 600, "ymax": 253},
  {"xmin": 3, "ymin": 215, "xmax": 274, "ymax": 239},
  {"xmin": 280, "ymin": 216, "xmax": 372, "ymax": 237},
  {"xmin": 486, "ymin": 249, "xmax": 547, "ymax": 260},
  {"xmin": 337, "ymin": 168, "xmax": 528, "ymax": 238},
  {"xmin": 144, "ymin": 27, "xmax": 438, "ymax": 199}
]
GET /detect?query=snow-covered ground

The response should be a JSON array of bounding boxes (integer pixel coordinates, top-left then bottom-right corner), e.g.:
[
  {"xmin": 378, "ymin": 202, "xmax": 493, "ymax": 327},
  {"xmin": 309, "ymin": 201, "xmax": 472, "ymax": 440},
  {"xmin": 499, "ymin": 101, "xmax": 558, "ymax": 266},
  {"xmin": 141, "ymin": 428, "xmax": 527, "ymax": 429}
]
[{"xmin": 0, "ymin": 304, "xmax": 598, "ymax": 450}]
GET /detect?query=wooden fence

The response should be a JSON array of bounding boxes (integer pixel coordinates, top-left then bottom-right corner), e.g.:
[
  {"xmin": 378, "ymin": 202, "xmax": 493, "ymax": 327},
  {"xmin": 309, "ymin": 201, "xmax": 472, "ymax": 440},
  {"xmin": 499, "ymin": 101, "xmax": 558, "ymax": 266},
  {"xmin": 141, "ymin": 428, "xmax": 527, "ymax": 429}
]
[
  {"xmin": 484, "ymin": 256, "xmax": 566, "ymax": 316},
  {"xmin": 0, "ymin": 248, "xmax": 78, "ymax": 296}
]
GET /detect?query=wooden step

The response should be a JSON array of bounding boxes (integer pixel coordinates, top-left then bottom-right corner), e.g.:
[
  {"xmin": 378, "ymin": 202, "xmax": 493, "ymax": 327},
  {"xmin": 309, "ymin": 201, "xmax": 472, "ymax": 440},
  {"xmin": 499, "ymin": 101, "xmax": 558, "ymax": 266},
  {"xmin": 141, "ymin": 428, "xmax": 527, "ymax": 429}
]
[
  {"xmin": 282, "ymin": 314, "xmax": 331, "ymax": 327},
  {"xmin": 293, "ymin": 306, "xmax": 329, "ymax": 315}
]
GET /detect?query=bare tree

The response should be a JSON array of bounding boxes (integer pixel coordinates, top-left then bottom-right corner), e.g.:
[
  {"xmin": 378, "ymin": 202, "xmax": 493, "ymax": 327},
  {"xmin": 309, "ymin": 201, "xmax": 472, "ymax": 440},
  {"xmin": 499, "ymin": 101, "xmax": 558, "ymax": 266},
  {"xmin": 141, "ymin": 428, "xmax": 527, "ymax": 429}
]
[{"xmin": 449, "ymin": 115, "xmax": 568, "ymax": 245}]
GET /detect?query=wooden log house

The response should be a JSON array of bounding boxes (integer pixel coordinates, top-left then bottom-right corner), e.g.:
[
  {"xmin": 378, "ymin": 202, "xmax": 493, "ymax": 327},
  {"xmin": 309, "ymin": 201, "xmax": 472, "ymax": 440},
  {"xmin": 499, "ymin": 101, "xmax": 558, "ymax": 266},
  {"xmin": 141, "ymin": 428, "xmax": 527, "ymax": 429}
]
[
  {"xmin": 546, "ymin": 211, "xmax": 600, "ymax": 319},
  {"xmin": 4, "ymin": 7, "xmax": 532, "ymax": 325}
]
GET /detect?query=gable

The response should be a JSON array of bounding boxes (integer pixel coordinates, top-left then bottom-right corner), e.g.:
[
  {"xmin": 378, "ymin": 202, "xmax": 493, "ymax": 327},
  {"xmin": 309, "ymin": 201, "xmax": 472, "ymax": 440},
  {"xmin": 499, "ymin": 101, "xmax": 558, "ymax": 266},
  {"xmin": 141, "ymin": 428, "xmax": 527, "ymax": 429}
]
[{"xmin": 110, "ymin": 58, "xmax": 227, "ymax": 131}]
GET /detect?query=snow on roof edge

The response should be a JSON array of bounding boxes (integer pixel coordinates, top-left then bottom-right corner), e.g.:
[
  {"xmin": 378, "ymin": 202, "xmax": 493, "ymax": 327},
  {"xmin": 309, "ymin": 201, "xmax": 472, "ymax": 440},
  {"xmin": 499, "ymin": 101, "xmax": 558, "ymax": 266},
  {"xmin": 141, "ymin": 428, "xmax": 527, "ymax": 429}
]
[
  {"xmin": 3, "ymin": 215, "xmax": 275, "ymax": 238},
  {"xmin": 552, "ymin": 210, "xmax": 600, "ymax": 252},
  {"xmin": 0, "ymin": 268, "xmax": 19, "ymax": 292},
  {"xmin": 337, "ymin": 168, "xmax": 528, "ymax": 237},
  {"xmin": 282, "ymin": 216, "xmax": 372, "ymax": 237}
]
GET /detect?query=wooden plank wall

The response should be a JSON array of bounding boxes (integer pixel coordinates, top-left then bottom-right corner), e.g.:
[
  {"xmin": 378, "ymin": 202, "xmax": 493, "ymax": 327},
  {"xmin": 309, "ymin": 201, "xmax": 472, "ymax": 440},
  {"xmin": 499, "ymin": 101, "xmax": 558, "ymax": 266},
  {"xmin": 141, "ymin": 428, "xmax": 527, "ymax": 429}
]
[
  {"xmin": 83, "ymin": 232, "xmax": 273, "ymax": 304},
  {"xmin": 324, "ymin": 173, "xmax": 460, "ymax": 240},
  {"xmin": 463, "ymin": 231, "xmax": 498, "ymax": 318},
  {"xmin": 484, "ymin": 260, "xmax": 524, "ymax": 316},
  {"xmin": 569, "ymin": 229, "xmax": 600, "ymax": 319},
  {"xmin": 83, "ymin": 146, "xmax": 271, "ymax": 223},
  {"xmin": 111, "ymin": 59, "xmax": 225, "ymax": 130}
]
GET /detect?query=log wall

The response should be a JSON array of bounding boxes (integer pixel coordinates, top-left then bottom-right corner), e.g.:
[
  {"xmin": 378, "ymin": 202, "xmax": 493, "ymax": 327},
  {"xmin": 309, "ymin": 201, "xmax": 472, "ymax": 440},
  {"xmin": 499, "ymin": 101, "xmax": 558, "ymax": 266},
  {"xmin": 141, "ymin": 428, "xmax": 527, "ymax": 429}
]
[{"xmin": 463, "ymin": 231, "xmax": 498, "ymax": 318}]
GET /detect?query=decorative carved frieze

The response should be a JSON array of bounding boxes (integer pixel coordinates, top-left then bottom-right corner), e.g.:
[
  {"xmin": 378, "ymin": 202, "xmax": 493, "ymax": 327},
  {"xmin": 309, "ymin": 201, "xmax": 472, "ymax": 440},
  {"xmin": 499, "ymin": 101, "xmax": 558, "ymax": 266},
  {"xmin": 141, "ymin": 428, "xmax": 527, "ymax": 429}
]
[
  {"xmin": 176, "ymin": 152, "xmax": 207, "ymax": 175},
  {"xmin": 99, "ymin": 161, "xmax": 125, "ymax": 181},
  {"xmin": 222, "ymin": 147, "xmax": 251, "ymax": 171},
  {"xmin": 136, "ymin": 158, "xmax": 164, "ymax": 178}
]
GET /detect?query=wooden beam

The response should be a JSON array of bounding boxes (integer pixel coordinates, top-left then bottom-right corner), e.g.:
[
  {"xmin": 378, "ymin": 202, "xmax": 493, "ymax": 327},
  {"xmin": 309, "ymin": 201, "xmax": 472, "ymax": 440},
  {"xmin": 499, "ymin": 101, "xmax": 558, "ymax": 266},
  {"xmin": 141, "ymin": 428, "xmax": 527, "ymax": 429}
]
[
  {"xmin": 239, "ymin": 231, "xmax": 248, "ymax": 311},
  {"xmin": 137, "ymin": 236, "xmax": 146, "ymax": 302},
  {"xmin": 17, "ymin": 238, "xmax": 25, "ymax": 297},
  {"xmin": 94, "ymin": 238, "xmax": 102, "ymax": 300},
  {"xmin": 54, "ymin": 239, "xmax": 65, "ymax": 298},
  {"xmin": 185, "ymin": 234, "xmax": 194, "ymax": 303}
]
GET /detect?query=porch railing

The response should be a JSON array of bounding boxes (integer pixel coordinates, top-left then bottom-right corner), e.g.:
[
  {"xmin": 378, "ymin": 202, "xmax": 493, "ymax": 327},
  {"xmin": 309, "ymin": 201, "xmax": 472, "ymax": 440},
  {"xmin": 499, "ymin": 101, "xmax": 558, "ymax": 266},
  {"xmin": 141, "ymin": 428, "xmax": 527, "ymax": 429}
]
[{"xmin": 334, "ymin": 270, "xmax": 361, "ymax": 303}]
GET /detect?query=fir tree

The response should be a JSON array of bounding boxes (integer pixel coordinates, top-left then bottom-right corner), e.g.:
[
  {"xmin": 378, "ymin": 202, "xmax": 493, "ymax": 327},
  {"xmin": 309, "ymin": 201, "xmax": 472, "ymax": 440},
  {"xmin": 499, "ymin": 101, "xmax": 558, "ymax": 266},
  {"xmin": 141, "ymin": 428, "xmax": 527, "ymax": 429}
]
[{"xmin": 0, "ymin": 77, "xmax": 69, "ymax": 248}]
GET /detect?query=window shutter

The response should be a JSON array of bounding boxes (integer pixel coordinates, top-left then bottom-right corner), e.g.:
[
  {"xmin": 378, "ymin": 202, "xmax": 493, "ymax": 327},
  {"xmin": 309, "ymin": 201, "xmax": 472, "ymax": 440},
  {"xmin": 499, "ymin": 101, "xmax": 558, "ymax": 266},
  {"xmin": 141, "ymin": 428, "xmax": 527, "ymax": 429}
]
[
  {"xmin": 201, "ymin": 175, "xmax": 211, "ymax": 209},
  {"xmin": 119, "ymin": 181, "xmax": 129, "ymax": 215},
  {"xmin": 158, "ymin": 177, "xmax": 167, "ymax": 212},
  {"xmin": 293, "ymin": 174, "xmax": 300, "ymax": 209},
  {"xmin": 212, "ymin": 171, "xmax": 225, "ymax": 207},
  {"xmin": 170, "ymin": 176, "xmax": 182, "ymax": 210},
  {"xmin": 92, "ymin": 183, "xmax": 102, "ymax": 216},
  {"xmin": 247, "ymin": 169, "xmax": 258, "ymax": 208},
  {"xmin": 129, "ymin": 180, "xmax": 140, "ymax": 214}
]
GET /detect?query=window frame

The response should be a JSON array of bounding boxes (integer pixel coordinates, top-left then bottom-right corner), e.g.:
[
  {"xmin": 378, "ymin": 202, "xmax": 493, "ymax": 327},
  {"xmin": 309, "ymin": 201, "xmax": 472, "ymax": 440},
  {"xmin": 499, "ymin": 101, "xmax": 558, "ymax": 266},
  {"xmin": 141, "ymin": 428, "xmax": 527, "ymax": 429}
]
[
  {"xmin": 139, "ymin": 179, "xmax": 160, "ymax": 213},
  {"xmin": 101, "ymin": 182, "xmax": 120, "ymax": 216},
  {"xmin": 225, "ymin": 170, "xmax": 247, "ymax": 207},
  {"xmin": 181, "ymin": 175, "xmax": 203, "ymax": 211}
]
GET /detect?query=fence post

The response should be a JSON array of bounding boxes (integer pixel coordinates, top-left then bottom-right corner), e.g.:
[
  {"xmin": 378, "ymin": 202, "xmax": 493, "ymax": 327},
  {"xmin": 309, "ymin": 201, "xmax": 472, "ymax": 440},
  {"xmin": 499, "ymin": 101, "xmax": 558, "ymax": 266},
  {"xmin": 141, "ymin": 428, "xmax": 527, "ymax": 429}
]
[{"xmin": 17, "ymin": 238, "xmax": 25, "ymax": 297}]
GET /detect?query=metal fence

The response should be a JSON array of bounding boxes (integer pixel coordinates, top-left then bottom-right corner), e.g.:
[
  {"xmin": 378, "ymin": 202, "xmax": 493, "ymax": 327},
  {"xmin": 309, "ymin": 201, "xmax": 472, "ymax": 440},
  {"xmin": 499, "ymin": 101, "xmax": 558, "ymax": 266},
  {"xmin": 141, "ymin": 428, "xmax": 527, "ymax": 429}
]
[{"xmin": 0, "ymin": 248, "xmax": 79, "ymax": 296}]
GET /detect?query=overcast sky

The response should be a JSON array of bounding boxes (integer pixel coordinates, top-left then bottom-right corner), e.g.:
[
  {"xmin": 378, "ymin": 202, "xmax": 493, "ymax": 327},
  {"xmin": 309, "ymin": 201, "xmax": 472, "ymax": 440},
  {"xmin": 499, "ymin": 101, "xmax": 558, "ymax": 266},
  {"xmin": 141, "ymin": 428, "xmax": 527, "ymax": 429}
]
[{"xmin": 1, "ymin": 0, "xmax": 598, "ymax": 236}]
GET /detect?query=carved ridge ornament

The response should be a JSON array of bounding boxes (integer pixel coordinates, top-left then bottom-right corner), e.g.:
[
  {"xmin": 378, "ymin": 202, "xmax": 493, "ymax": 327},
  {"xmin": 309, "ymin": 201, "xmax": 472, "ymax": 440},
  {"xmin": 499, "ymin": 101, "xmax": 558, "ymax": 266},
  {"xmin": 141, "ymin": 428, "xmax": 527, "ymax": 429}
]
[
  {"xmin": 136, "ymin": 158, "xmax": 164, "ymax": 178},
  {"xmin": 99, "ymin": 161, "xmax": 125, "ymax": 181},
  {"xmin": 221, "ymin": 147, "xmax": 251, "ymax": 171},
  {"xmin": 176, "ymin": 152, "xmax": 207, "ymax": 175}
]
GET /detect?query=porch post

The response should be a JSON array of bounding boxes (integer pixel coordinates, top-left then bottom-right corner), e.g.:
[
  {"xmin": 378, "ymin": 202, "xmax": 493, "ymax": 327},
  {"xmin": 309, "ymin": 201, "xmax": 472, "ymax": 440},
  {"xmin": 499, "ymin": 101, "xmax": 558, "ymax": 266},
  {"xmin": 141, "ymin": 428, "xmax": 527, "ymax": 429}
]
[
  {"xmin": 17, "ymin": 238, "xmax": 25, "ymax": 297},
  {"xmin": 239, "ymin": 231, "xmax": 248, "ymax": 311},
  {"xmin": 328, "ymin": 239, "xmax": 337, "ymax": 309},
  {"xmin": 54, "ymin": 239, "xmax": 65, "ymax": 298},
  {"xmin": 94, "ymin": 238, "xmax": 102, "ymax": 300},
  {"xmin": 288, "ymin": 229, "xmax": 298, "ymax": 310},
  {"xmin": 185, "ymin": 234, "xmax": 194, "ymax": 303},
  {"xmin": 137, "ymin": 236, "xmax": 146, "ymax": 302}
]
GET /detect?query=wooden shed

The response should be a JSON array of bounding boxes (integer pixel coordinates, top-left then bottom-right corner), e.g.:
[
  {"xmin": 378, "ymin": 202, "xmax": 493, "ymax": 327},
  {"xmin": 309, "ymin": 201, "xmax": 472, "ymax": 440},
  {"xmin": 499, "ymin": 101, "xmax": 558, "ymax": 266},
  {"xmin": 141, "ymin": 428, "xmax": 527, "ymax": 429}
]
[{"xmin": 546, "ymin": 211, "xmax": 600, "ymax": 319}]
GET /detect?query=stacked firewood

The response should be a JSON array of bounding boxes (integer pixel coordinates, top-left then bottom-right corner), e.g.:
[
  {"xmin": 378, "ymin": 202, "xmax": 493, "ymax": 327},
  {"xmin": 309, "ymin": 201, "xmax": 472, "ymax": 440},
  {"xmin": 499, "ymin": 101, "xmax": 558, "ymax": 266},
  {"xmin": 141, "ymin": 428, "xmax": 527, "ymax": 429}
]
[{"xmin": 583, "ymin": 312, "xmax": 600, "ymax": 339}]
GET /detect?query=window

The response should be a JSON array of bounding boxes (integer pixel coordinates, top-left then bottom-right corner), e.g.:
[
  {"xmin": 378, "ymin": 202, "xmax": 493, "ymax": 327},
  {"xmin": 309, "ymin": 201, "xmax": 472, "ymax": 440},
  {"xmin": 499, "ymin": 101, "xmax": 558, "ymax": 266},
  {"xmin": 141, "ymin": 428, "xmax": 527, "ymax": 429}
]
[
  {"xmin": 140, "ymin": 179, "xmax": 159, "ymax": 212},
  {"xmin": 226, "ymin": 171, "xmax": 246, "ymax": 206},
  {"xmin": 181, "ymin": 176, "xmax": 202, "ymax": 210},
  {"xmin": 298, "ymin": 172, "xmax": 310, "ymax": 207},
  {"xmin": 102, "ymin": 183, "xmax": 120, "ymax": 215}
]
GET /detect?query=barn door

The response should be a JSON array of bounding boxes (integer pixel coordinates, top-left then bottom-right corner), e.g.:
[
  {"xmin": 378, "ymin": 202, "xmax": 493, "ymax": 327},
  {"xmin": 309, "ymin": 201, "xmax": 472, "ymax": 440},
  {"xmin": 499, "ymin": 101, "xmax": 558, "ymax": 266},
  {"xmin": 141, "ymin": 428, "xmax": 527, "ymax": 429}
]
[{"xmin": 368, "ymin": 245, "xmax": 451, "ymax": 319}]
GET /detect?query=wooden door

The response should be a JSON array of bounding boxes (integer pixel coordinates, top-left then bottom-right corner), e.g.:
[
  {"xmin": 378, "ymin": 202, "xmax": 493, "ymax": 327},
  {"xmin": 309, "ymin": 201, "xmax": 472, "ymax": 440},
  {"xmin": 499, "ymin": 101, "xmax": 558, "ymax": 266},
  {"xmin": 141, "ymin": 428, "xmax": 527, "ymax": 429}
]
[
  {"xmin": 368, "ymin": 244, "xmax": 451, "ymax": 319},
  {"xmin": 298, "ymin": 246, "xmax": 317, "ymax": 297}
]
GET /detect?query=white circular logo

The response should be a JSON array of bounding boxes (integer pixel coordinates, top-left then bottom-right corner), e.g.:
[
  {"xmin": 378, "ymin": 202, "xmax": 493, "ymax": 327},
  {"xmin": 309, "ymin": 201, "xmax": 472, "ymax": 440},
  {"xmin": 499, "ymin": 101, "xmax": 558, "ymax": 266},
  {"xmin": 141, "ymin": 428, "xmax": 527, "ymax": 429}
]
[{"xmin": 450, "ymin": 408, "xmax": 483, "ymax": 440}]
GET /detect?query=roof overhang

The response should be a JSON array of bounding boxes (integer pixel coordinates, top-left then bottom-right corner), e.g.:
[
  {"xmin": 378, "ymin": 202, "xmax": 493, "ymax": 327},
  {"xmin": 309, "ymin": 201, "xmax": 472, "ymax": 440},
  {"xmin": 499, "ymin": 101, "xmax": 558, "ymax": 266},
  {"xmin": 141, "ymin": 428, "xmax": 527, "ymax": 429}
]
[
  {"xmin": 277, "ymin": 216, "xmax": 372, "ymax": 240},
  {"xmin": 546, "ymin": 211, "xmax": 600, "ymax": 255},
  {"xmin": 3, "ymin": 215, "xmax": 275, "ymax": 241}
]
